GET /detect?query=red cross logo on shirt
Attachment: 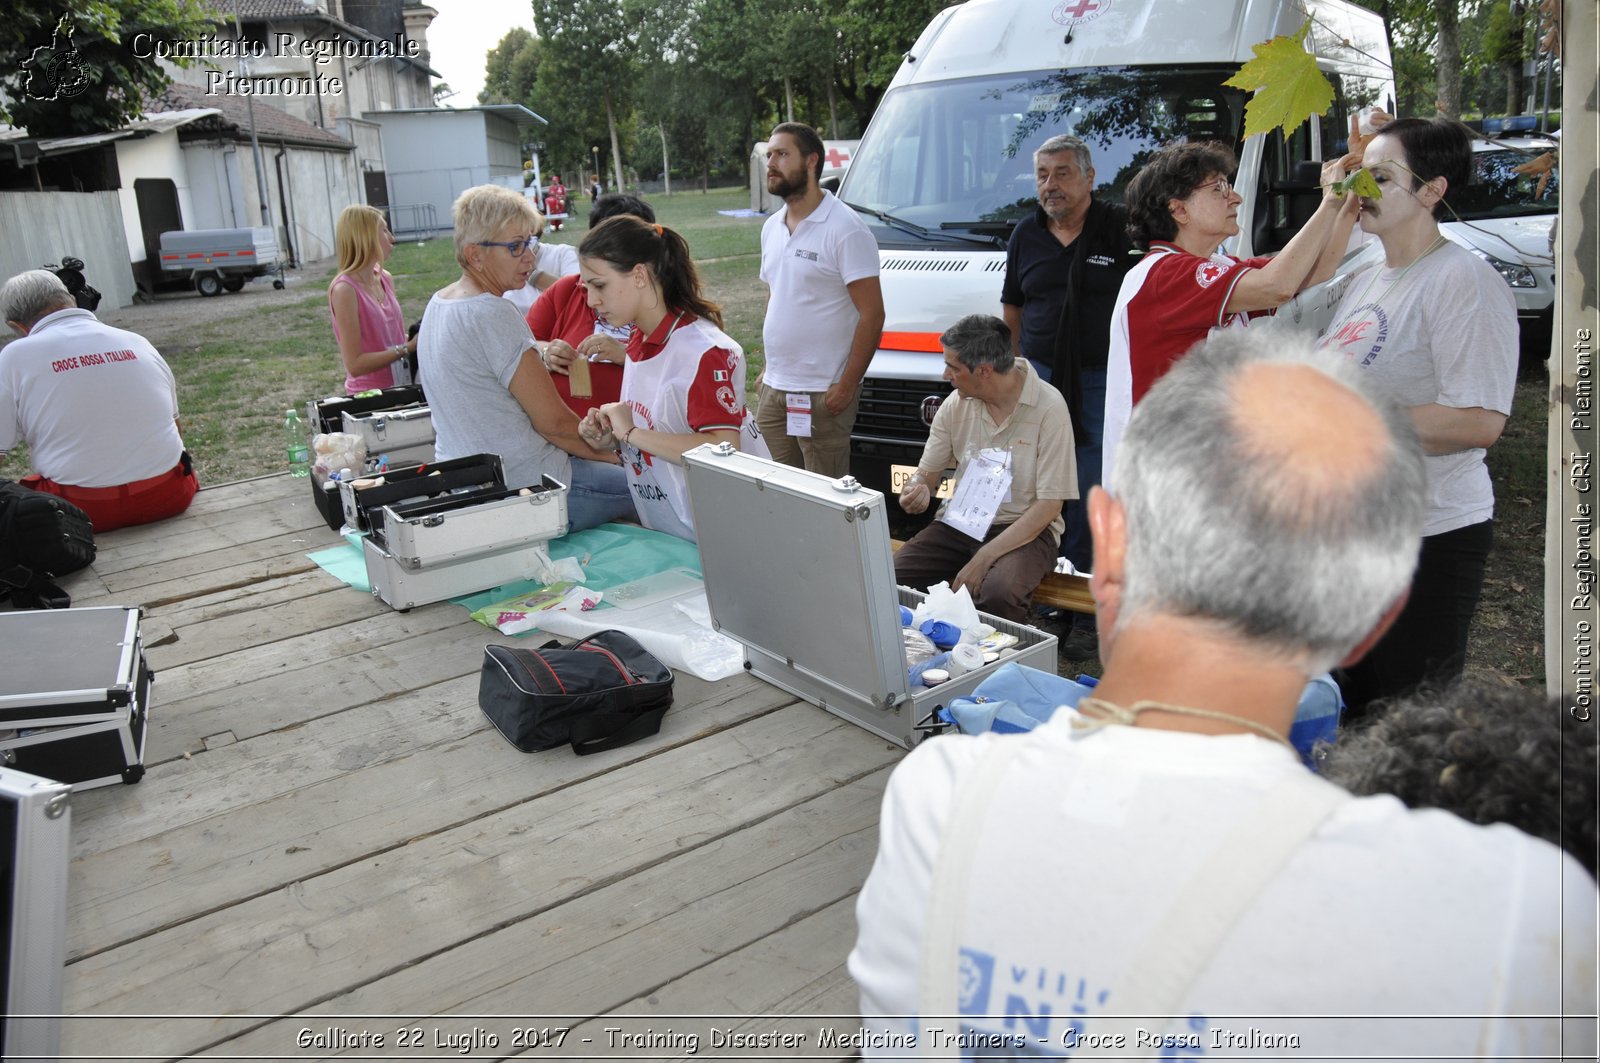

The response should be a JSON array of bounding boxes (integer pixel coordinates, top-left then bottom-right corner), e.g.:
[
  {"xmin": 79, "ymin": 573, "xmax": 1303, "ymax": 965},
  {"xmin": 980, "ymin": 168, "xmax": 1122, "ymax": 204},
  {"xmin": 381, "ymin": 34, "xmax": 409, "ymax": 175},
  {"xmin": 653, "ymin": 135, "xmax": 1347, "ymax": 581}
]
[{"xmin": 825, "ymin": 147, "xmax": 851, "ymax": 168}]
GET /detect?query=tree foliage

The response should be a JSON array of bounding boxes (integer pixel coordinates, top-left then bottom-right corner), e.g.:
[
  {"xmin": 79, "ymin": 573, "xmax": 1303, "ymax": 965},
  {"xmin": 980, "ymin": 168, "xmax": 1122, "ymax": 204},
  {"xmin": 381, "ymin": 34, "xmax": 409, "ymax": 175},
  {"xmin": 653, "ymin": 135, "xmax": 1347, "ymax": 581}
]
[
  {"xmin": 1, "ymin": 0, "xmax": 220, "ymax": 136},
  {"xmin": 479, "ymin": 27, "xmax": 540, "ymax": 107},
  {"xmin": 530, "ymin": 0, "xmax": 635, "ymax": 189}
]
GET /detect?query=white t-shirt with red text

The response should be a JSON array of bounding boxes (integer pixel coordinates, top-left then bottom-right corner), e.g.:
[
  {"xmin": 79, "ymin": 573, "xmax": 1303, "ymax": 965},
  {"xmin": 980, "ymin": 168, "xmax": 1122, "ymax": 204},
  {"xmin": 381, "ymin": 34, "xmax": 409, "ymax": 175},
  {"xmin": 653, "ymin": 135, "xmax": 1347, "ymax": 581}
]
[{"xmin": 0, "ymin": 308, "xmax": 185, "ymax": 487}]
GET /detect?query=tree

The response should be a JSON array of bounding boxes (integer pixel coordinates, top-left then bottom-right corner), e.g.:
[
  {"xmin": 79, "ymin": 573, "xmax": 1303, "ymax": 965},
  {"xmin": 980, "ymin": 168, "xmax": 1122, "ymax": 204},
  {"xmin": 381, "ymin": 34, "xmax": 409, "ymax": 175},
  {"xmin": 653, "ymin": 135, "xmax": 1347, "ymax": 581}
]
[
  {"xmin": 530, "ymin": 0, "xmax": 635, "ymax": 193},
  {"xmin": 1483, "ymin": 0, "xmax": 1529, "ymax": 115},
  {"xmin": 480, "ymin": 27, "xmax": 539, "ymax": 106},
  {"xmin": 1, "ymin": 0, "xmax": 220, "ymax": 136}
]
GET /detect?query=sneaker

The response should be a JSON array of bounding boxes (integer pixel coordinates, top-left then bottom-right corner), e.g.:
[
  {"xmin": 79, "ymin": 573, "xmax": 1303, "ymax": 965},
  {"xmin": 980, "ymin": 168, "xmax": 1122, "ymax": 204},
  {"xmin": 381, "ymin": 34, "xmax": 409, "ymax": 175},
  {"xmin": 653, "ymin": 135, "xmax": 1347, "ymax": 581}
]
[{"xmin": 1057, "ymin": 626, "xmax": 1100, "ymax": 660}]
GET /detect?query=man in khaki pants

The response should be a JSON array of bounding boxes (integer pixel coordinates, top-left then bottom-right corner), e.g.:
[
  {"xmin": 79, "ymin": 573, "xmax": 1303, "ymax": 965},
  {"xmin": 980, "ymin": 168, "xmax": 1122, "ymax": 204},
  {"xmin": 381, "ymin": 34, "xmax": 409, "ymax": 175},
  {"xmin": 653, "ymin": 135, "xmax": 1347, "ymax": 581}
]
[{"xmin": 756, "ymin": 122, "xmax": 884, "ymax": 477}]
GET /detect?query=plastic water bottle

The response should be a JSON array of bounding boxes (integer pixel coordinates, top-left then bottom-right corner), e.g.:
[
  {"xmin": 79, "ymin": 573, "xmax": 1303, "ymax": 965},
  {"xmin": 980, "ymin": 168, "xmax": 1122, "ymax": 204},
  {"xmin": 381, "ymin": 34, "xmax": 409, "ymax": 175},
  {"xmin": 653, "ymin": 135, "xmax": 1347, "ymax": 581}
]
[{"xmin": 284, "ymin": 408, "xmax": 310, "ymax": 478}]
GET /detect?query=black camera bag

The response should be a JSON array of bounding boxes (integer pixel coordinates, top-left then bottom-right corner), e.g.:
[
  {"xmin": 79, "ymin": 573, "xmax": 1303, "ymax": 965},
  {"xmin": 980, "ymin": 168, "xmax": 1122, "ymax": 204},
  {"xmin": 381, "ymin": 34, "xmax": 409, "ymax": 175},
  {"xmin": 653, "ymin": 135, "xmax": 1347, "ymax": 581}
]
[{"xmin": 0, "ymin": 480, "xmax": 96, "ymax": 608}]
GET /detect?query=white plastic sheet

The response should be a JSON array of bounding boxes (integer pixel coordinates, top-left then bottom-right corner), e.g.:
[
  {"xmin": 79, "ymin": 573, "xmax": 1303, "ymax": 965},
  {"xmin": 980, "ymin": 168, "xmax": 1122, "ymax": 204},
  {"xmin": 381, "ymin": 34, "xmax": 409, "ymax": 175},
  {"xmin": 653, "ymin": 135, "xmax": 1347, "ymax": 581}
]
[{"xmin": 533, "ymin": 589, "xmax": 746, "ymax": 682}]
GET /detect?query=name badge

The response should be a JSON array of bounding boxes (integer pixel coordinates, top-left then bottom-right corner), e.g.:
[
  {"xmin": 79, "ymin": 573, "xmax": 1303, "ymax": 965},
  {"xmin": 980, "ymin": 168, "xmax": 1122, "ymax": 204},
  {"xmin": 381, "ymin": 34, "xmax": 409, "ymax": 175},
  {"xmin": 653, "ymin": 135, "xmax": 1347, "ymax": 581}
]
[
  {"xmin": 941, "ymin": 448, "xmax": 1013, "ymax": 540},
  {"xmin": 786, "ymin": 393, "xmax": 813, "ymax": 438}
]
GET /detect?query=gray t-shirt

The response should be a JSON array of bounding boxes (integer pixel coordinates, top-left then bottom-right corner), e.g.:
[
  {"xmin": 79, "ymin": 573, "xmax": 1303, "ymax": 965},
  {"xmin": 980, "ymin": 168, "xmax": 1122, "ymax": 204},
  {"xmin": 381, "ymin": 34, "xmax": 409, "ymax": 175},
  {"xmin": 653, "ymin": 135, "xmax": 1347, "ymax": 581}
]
[
  {"xmin": 1322, "ymin": 241, "xmax": 1517, "ymax": 537},
  {"xmin": 419, "ymin": 291, "xmax": 571, "ymax": 491}
]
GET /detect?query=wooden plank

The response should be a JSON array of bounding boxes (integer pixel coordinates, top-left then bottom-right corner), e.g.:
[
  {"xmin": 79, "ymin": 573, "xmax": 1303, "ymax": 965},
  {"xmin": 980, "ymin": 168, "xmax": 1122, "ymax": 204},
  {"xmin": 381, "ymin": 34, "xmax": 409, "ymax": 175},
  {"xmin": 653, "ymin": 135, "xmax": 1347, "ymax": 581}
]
[
  {"xmin": 89, "ymin": 500, "xmax": 337, "ymax": 575},
  {"xmin": 167, "ymin": 769, "xmax": 890, "ymax": 1062},
  {"xmin": 146, "ymin": 596, "xmax": 474, "ymax": 704},
  {"xmin": 544, "ymin": 898, "xmax": 865, "ymax": 1060},
  {"xmin": 145, "ymin": 568, "xmax": 350, "ymax": 630},
  {"xmin": 102, "ymin": 548, "xmax": 322, "ymax": 606},
  {"xmin": 61, "ymin": 722, "xmax": 894, "ymax": 1058},
  {"xmin": 143, "ymin": 582, "xmax": 388, "ymax": 669},
  {"xmin": 73, "ymin": 663, "xmax": 791, "ymax": 859},
  {"xmin": 97, "ymin": 528, "xmax": 332, "ymax": 598},
  {"xmin": 68, "ymin": 672, "xmax": 802, "ymax": 958}
]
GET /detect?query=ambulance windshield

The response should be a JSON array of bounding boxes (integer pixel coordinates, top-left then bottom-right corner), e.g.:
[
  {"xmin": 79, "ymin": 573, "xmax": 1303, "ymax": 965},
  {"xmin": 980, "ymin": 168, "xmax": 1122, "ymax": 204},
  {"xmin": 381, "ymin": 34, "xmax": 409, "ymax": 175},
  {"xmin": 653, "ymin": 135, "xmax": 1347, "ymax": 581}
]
[{"xmin": 839, "ymin": 66, "xmax": 1248, "ymax": 242}]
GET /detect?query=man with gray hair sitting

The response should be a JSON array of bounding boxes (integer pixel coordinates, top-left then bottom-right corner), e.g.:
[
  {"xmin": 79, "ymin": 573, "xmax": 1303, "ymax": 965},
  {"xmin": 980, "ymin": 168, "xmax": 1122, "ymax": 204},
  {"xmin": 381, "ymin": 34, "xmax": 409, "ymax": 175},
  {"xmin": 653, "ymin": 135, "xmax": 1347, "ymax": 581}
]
[
  {"xmin": 893, "ymin": 313, "xmax": 1075, "ymax": 622},
  {"xmin": 851, "ymin": 328, "xmax": 1595, "ymax": 1057},
  {"xmin": 2, "ymin": 269, "xmax": 197, "ymax": 531}
]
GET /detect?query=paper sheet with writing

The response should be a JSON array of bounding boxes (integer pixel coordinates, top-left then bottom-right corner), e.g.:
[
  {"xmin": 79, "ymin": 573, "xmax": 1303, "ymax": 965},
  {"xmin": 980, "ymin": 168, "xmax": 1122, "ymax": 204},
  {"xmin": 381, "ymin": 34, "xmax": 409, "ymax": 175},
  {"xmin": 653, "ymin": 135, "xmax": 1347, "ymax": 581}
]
[
  {"xmin": 940, "ymin": 449, "xmax": 1013, "ymax": 540},
  {"xmin": 785, "ymin": 393, "xmax": 813, "ymax": 437}
]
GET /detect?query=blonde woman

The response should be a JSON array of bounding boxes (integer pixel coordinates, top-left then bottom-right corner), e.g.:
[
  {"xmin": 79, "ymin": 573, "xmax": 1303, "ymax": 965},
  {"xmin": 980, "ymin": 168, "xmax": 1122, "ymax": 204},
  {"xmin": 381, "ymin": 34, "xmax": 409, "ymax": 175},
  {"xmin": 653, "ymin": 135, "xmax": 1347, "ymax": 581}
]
[
  {"xmin": 328, "ymin": 205, "xmax": 415, "ymax": 395},
  {"xmin": 418, "ymin": 184, "xmax": 633, "ymax": 532}
]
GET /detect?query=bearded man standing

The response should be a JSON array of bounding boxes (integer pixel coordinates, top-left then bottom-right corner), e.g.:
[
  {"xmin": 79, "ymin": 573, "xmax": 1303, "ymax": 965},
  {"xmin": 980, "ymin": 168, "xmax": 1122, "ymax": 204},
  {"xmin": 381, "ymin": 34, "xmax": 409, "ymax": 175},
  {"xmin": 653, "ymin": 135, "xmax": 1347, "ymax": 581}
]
[{"xmin": 756, "ymin": 122, "xmax": 885, "ymax": 477}]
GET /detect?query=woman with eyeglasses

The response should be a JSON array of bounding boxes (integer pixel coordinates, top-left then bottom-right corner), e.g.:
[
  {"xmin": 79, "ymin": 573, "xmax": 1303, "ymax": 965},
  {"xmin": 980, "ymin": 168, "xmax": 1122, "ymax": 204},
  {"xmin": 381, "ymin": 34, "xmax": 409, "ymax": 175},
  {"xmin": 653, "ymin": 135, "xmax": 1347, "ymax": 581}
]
[
  {"xmin": 1319, "ymin": 118, "xmax": 1517, "ymax": 715},
  {"xmin": 1102, "ymin": 140, "xmax": 1360, "ymax": 481},
  {"xmin": 329, "ymin": 205, "xmax": 416, "ymax": 395},
  {"xmin": 499, "ymin": 213, "xmax": 581, "ymax": 316},
  {"xmin": 418, "ymin": 184, "xmax": 634, "ymax": 532},
  {"xmin": 574, "ymin": 215, "xmax": 769, "ymax": 543}
]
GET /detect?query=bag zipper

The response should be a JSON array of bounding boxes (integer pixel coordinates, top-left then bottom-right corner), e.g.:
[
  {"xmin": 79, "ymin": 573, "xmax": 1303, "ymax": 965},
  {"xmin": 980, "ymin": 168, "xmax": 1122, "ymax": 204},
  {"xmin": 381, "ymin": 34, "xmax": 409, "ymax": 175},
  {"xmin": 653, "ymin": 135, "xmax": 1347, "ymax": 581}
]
[{"xmin": 578, "ymin": 643, "xmax": 637, "ymax": 685}]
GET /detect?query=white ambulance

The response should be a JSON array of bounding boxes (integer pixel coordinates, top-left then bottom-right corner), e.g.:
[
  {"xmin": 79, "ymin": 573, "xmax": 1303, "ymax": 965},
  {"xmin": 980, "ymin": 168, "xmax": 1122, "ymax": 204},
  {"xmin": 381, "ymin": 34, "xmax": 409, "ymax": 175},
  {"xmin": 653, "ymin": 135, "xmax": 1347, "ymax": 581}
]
[{"xmin": 835, "ymin": 0, "xmax": 1395, "ymax": 497}]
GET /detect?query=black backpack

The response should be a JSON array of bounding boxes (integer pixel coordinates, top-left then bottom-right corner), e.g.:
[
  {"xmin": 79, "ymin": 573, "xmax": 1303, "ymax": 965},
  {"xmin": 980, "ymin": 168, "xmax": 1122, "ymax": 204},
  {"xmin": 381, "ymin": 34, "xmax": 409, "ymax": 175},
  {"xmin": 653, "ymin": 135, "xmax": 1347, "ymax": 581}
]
[{"xmin": 0, "ymin": 480, "xmax": 96, "ymax": 608}]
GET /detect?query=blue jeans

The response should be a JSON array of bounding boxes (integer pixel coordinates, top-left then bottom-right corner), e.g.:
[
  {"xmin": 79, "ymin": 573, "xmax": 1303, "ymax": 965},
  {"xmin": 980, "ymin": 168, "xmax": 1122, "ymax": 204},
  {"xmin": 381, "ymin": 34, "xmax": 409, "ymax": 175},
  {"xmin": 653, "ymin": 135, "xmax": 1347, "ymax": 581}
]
[{"xmin": 565, "ymin": 458, "xmax": 635, "ymax": 533}]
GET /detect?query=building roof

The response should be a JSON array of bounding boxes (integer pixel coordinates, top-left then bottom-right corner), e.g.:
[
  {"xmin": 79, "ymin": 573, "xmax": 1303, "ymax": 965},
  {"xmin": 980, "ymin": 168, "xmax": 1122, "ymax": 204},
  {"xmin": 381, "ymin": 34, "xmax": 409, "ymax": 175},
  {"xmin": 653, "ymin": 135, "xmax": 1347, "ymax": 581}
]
[
  {"xmin": 152, "ymin": 83, "xmax": 354, "ymax": 150},
  {"xmin": 368, "ymin": 103, "xmax": 547, "ymax": 126},
  {"xmin": 0, "ymin": 108, "xmax": 221, "ymax": 156}
]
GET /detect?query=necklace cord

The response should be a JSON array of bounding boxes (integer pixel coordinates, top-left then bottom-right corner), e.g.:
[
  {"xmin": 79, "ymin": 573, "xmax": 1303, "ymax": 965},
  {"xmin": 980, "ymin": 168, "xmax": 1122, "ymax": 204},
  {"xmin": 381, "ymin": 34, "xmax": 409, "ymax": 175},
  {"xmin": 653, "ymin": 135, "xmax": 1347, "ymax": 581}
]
[{"xmin": 1073, "ymin": 696, "xmax": 1295, "ymax": 751}]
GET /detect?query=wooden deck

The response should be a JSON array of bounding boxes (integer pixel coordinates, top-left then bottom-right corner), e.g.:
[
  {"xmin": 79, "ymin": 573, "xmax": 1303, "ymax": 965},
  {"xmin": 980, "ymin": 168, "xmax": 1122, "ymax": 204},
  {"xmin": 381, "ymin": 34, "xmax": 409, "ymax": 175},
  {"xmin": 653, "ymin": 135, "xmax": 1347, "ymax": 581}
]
[{"xmin": 50, "ymin": 473, "xmax": 906, "ymax": 1061}]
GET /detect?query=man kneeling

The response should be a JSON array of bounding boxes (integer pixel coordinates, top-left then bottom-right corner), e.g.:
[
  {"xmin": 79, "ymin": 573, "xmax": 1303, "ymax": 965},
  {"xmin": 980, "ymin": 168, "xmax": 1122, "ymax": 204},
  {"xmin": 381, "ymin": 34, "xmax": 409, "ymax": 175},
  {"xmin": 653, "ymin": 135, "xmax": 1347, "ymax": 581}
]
[
  {"xmin": 2, "ymin": 270, "xmax": 198, "ymax": 532},
  {"xmin": 893, "ymin": 314, "xmax": 1074, "ymax": 622}
]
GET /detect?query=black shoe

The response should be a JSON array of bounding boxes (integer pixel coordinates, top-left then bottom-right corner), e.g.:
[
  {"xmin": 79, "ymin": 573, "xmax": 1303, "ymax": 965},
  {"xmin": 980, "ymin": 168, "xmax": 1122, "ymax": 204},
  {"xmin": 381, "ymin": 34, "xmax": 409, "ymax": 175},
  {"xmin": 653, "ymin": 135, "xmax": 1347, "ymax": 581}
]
[{"xmin": 1058, "ymin": 626, "xmax": 1100, "ymax": 660}]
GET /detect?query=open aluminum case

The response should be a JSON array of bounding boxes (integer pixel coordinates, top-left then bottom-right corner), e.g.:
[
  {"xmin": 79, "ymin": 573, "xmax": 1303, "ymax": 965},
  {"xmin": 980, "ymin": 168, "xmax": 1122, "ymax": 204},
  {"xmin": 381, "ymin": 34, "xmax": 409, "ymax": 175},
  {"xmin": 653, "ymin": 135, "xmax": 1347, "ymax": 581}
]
[
  {"xmin": 0, "ymin": 607, "xmax": 150, "ymax": 789},
  {"xmin": 305, "ymin": 385, "xmax": 427, "ymax": 531},
  {"xmin": 683, "ymin": 444, "xmax": 1057, "ymax": 747},
  {"xmin": 0, "ymin": 766, "xmax": 69, "ymax": 1061},
  {"xmin": 360, "ymin": 462, "xmax": 569, "ymax": 611}
]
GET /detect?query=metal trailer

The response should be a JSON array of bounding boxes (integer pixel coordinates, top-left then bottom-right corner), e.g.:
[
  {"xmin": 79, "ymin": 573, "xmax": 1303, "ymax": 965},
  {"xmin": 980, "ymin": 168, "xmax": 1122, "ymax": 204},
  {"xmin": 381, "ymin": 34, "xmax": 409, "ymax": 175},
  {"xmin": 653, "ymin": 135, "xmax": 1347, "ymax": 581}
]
[{"xmin": 157, "ymin": 227, "xmax": 286, "ymax": 297}]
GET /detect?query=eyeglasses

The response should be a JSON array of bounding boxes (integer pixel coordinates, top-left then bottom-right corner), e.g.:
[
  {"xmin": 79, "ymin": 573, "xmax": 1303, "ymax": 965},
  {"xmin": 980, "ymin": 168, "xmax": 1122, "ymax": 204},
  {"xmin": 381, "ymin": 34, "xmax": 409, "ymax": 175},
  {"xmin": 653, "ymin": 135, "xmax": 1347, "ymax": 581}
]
[
  {"xmin": 476, "ymin": 236, "xmax": 540, "ymax": 256},
  {"xmin": 1192, "ymin": 176, "xmax": 1233, "ymax": 199}
]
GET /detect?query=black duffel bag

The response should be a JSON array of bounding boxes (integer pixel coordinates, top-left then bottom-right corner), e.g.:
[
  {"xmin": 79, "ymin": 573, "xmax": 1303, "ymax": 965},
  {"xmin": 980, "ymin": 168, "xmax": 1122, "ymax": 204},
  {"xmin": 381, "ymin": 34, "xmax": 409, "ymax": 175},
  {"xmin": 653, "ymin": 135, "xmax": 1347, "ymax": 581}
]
[
  {"xmin": 478, "ymin": 630, "xmax": 674, "ymax": 755},
  {"xmin": 0, "ymin": 479, "xmax": 96, "ymax": 609}
]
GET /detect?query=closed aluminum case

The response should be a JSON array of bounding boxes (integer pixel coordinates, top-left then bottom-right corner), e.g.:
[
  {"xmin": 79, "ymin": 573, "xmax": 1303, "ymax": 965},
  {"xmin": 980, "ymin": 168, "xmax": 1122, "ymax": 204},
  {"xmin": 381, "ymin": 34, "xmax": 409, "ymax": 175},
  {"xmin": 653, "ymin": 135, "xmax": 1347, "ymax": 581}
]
[
  {"xmin": 683, "ymin": 444, "xmax": 1056, "ymax": 747},
  {"xmin": 0, "ymin": 607, "xmax": 151, "ymax": 789},
  {"xmin": 341, "ymin": 404, "xmax": 435, "ymax": 452},
  {"xmin": 0, "ymin": 767, "xmax": 70, "ymax": 1061},
  {"xmin": 0, "ymin": 607, "xmax": 142, "ymax": 729},
  {"xmin": 375, "ymin": 476, "xmax": 567, "ymax": 568},
  {"xmin": 363, "ymin": 536, "xmax": 555, "ymax": 611}
]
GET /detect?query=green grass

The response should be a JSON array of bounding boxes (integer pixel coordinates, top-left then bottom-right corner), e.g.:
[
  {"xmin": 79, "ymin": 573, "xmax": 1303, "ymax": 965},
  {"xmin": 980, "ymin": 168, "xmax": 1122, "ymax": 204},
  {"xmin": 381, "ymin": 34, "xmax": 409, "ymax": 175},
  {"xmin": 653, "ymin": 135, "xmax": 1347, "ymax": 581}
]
[{"xmin": 0, "ymin": 186, "xmax": 768, "ymax": 486}]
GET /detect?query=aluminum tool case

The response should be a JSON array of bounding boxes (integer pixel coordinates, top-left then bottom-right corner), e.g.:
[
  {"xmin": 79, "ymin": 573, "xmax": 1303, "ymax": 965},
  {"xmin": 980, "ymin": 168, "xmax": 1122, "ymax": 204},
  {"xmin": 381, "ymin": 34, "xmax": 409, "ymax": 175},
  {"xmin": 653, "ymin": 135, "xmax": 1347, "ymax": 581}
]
[
  {"xmin": 341, "ymin": 404, "xmax": 436, "ymax": 453},
  {"xmin": 338, "ymin": 453, "xmax": 507, "ymax": 534},
  {"xmin": 362, "ymin": 471, "xmax": 569, "ymax": 611},
  {"xmin": 683, "ymin": 444, "xmax": 1057, "ymax": 747},
  {"xmin": 0, "ymin": 766, "xmax": 70, "ymax": 1060},
  {"xmin": 305, "ymin": 385, "xmax": 428, "ymax": 530},
  {"xmin": 0, "ymin": 607, "xmax": 150, "ymax": 789}
]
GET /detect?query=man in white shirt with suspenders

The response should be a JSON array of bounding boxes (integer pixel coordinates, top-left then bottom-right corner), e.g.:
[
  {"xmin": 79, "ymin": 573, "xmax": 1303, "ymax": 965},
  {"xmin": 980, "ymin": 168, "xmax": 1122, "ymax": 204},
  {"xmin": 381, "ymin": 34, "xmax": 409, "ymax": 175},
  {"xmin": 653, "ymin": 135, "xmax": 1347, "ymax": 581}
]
[{"xmin": 849, "ymin": 328, "xmax": 1596, "ymax": 1059}]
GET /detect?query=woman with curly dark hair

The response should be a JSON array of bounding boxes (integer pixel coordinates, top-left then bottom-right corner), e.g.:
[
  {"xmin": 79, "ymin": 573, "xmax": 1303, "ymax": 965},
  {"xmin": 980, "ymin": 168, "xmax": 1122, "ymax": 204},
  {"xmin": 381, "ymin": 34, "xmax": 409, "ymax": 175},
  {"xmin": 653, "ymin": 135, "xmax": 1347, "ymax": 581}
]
[
  {"xmin": 1102, "ymin": 140, "xmax": 1360, "ymax": 481},
  {"xmin": 1321, "ymin": 680, "xmax": 1596, "ymax": 878}
]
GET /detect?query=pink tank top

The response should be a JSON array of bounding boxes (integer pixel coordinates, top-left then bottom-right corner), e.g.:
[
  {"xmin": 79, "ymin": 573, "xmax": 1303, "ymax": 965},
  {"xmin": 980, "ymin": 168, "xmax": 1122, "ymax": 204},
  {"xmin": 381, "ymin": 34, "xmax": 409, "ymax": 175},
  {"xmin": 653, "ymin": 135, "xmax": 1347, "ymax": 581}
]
[{"xmin": 330, "ymin": 271, "xmax": 406, "ymax": 394}]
